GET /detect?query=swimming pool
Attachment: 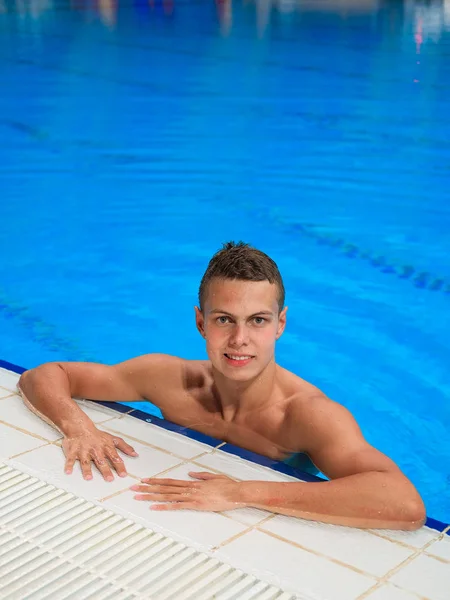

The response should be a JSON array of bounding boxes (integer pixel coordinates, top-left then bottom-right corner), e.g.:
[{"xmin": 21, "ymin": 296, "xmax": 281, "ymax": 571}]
[{"xmin": 0, "ymin": 0, "xmax": 449, "ymax": 523}]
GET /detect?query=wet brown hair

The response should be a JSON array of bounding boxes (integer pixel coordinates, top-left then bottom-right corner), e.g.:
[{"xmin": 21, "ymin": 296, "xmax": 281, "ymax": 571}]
[{"xmin": 198, "ymin": 241, "xmax": 285, "ymax": 313}]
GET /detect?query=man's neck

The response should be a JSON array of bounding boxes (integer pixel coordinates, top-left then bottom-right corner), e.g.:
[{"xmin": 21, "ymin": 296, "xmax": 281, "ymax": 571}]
[{"xmin": 211, "ymin": 360, "xmax": 278, "ymax": 422}]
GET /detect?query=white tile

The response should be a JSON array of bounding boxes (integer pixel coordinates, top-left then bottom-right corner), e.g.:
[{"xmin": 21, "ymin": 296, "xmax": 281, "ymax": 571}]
[
  {"xmin": 222, "ymin": 506, "xmax": 272, "ymax": 526},
  {"xmin": 214, "ymin": 530, "xmax": 375, "ymax": 600},
  {"xmin": 103, "ymin": 464, "xmax": 247, "ymax": 551},
  {"xmin": 0, "ymin": 422, "xmax": 48, "ymax": 459},
  {"xmin": 261, "ymin": 516, "xmax": 414, "ymax": 577},
  {"xmin": 0, "ymin": 394, "xmax": 62, "ymax": 441},
  {"xmin": 95, "ymin": 427, "xmax": 184, "ymax": 479},
  {"xmin": 102, "ymin": 415, "xmax": 217, "ymax": 458},
  {"xmin": 194, "ymin": 450, "xmax": 299, "ymax": 482},
  {"xmin": 372, "ymin": 526, "xmax": 441, "ymax": 548},
  {"xmin": 0, "ymin": 368, "xmax": 20, "ymax": 392},
  {"xmin": 390, "ymin": 553, "xmax": 450, "ymax": 600},
  {"xmin": 427, "ymin": 534, "xmax": 450, "ymax": 562},
  {"xmin": 366, "ymin": 583, "xmax": 423, "ymax": 600},
  {"xmin": 0, "ymin": 387, "xmax": 13, "ymax": 399},
  {"xmin": 75, "ymin": 400, "xmax": 122, "ymax": 424},
  {"xmin": 8, "ymin": 444, "xmax": 136, "ymax": 501}
]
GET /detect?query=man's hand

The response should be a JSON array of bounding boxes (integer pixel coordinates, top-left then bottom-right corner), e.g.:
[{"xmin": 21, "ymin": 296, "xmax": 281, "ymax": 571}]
[
  {"xmin": 62, "ymin": 428, "xmax": 138, "ymax": 481},
  {"xmin": 130, "ymin": 472, "xmax": 246, "ymax": 511}
]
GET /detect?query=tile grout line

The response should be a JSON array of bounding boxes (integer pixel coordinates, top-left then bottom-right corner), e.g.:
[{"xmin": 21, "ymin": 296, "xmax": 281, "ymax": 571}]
[
  {"xmin": 213, "ymin": 513, "xmax": 277, "ymax": 551},
  {"xmin": 256, "ymin": 528, "xmax": 381, "ymax": 581},
  {"xmin": 422, "ymin": 552, "xmax": 450, "ymax": 565},
  {"xmin": 420, "ymin": 526, "xmax": 450, "ymax": 564},
  {"xmin": 356, "ymin": 581, "xmax": 427, "ymax": 600},
  {"xmin": 369, "ymin": 528, "xmax": 442, "ymax": 551},
  {"xmin": 7, "ymin": 441, "xmax": 55, "ymax": 460},
  {"xmin": 355, "ymin": 529, "xmax": 450, "ymax": 600},
  {"xmin": 0, "ymin": 417, "xmax": 62, "ymax": 443},
  {"xmin": 102, "ymin": 424, "xmax": 222, "ymax": 462},
  {"xmin": 210, "ymin": 524, "xmax": 259, "ymax": 552},
  {"xmin": 99, "ymin": 456, "xmax": 213, "ymax": 502},
  {"xmin": 0, "ymin": 385, "xmax": 17, "ymax": 395}
]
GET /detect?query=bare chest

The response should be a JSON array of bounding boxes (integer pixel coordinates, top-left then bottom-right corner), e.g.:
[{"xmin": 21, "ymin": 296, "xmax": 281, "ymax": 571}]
[{"xmin": 171, "ymin": 406, "xmax": 298, "ymax": 461}]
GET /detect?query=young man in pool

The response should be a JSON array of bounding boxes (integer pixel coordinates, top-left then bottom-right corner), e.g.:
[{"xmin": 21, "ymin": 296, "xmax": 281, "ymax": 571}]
[{"xmin": 18, "ymin": 242, "xmax": 426, "ymax": 530}]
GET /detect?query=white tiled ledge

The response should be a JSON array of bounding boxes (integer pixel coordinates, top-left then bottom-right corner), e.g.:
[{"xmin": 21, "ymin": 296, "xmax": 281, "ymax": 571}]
[{"xmin": 1, "ymin": 365, "xmax": 449, "ymax": 600}]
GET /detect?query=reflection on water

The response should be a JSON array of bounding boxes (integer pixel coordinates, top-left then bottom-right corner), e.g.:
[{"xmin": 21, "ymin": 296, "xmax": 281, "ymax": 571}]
[{"xmin": 1, "ymin": 0, "xmax": 450, "ymax": 39}]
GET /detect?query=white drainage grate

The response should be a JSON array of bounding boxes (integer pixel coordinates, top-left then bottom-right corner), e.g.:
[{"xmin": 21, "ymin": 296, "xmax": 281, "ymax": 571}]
[{"xmin": 0, "ymin": 464, "xmax": 299, "ymax": 600}]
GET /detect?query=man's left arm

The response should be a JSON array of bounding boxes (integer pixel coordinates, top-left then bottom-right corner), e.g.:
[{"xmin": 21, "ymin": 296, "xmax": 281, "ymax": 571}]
[{"xmin": 238, "ymin": 399, "xmax": 426, "ymax": 530}]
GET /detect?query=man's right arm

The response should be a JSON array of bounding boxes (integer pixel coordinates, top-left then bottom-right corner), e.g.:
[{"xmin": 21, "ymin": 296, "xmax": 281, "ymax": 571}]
[
  {"xmin": 19, "ymin": 360, "xmax": 145, "ymax": 436},
  {"xmin": 18, "ymin": 356, "xmax": 167, "ymax": 480}
]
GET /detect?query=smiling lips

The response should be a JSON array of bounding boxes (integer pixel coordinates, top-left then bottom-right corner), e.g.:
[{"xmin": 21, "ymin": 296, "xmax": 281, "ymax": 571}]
[{"xmin": 224, "ymin": 353, "xmax": 254, "ymax": 367}]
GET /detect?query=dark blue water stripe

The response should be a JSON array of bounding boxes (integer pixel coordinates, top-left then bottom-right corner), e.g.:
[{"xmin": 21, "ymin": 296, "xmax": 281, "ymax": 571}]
[
  {"xmin": 0, "ymin": 289, "xmax": 92, "ymax": 362},
  {"xmin": 2, "ymin": 357, "xmax": 448, "ymax": 531},
  {"xmin": 282, "ymin": 221, "xmax": 450, "ymax": 296}
]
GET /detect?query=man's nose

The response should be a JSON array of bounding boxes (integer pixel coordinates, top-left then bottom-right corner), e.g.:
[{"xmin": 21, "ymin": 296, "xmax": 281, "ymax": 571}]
[{"xmin": 229, "ymin": 324, "xmax": 249, "ymax": 347}]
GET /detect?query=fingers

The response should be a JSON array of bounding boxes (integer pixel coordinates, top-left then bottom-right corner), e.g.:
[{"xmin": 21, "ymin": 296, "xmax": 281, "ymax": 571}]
[
  {"xmin": 134, "ymin": 493, "xmax": 190, "ymax": 502},
  {"xmin": 105, "ymin": 447, "xmax": 128, "ymax": 478},
  {"xmin": 131, "ymin": 484, "xmax": 192, "ymax": 494},
  {"xmin": 151, "ymin": 502, "xmax": 198, "ymax": 511},
  {"xmin": 113, "ymin": 437, "xmax": 138, "ymax": 457},
  {"xmin": 62, "ymin": 431, "xmax": 136, "ymax": 481},
  {"xmin": 64, "ymin": 447, "xmax": 120, "ymax": 481},
  {"xmin": 91, "ymin": 451, "xmax": 114, "ymax": 482},
  {"xmin": 79, "ymin": 454, "xmax": 93, "ymax": 481},
  {"xmin": 64, "ymin": 453, "xmax": 76, "ymax": 475}
]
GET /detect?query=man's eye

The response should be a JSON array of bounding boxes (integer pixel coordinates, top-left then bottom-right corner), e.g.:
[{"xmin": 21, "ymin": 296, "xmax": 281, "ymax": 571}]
[
  {"xmin": 253, "ymin": 317, "xmax": 266, "ymax": 325},
  {"xmin": 217, "ymin": 316, "xmax": 230, "ymax": 324}
]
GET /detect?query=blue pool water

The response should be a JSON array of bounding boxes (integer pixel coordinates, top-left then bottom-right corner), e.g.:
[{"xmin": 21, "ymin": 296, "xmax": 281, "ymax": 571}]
[{"xmin": 1, "ymin": 0, "xmax": 449, "ymax": 521}]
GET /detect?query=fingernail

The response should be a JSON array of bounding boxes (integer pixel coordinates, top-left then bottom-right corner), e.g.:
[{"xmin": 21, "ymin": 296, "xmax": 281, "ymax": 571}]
[
  {"xmin": 130, "ymin": 485, "xmax": 139, "ymax": 490},
  {"xmin": 107, "ymin": 476, "xmax": 113, "ymax": 482}
]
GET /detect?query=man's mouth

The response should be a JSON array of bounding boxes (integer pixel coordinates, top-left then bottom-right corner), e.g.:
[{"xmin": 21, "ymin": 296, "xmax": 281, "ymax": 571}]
[{"xmin": 223, "ymin": 353, "xmax": 254, "ymax": 366}]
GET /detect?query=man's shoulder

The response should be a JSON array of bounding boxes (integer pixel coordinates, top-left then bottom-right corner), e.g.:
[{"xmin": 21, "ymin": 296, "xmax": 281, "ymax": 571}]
[
  {"xmin": 278, "ymin": 369, "xmax": 339, "ymax": 435},
  {"xmin": 122, "ymin": 353, "xmax": 208, "ymax": 371},
  {"xmin": 276, "ymin": 364, "xmax": 327, "ymax": 405},
  {"xmin": 123, "ymin": 353, "xmax": 212, "ymax": 394}
]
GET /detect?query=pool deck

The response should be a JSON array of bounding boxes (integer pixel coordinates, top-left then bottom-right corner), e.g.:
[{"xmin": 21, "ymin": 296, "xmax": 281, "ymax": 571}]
[{"xmin": 1, "ymin": 363, "xmax": 449, "ymax": 600}]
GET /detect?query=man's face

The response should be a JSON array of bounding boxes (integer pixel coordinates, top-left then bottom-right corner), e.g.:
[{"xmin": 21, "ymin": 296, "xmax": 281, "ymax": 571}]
[{"xmin": 195, "ymin": 278, "xmax": 287, "ymax": 380}]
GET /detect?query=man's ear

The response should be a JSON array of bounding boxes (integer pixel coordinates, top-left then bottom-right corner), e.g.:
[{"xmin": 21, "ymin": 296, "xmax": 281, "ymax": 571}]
[
  {"xmin": 276, "ymin": 306, "xmax": 288, "ymax": 339},
  {"xmin": 195, "ymin": 306, "xmax": 206, "ymax": 338}
]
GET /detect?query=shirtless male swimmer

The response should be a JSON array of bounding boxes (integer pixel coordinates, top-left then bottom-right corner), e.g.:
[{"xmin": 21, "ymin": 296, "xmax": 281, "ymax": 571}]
[{"xmin": 19, "ymin": 242, "xmax": 426, "ymax": 530}]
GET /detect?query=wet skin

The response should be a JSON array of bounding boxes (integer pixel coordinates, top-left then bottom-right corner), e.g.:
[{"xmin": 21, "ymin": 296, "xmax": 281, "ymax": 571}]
[{"xmin": 19, "ymin": 278, "xmax": 426, "ymax": 530}]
